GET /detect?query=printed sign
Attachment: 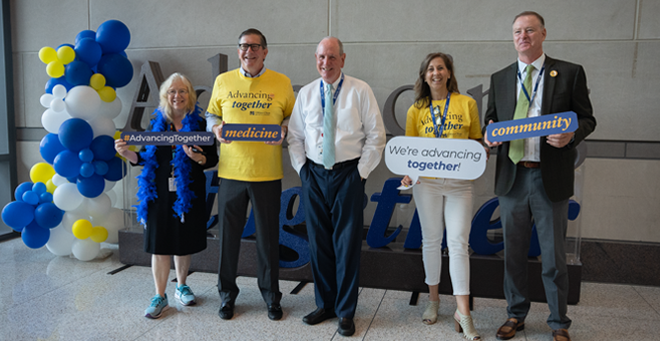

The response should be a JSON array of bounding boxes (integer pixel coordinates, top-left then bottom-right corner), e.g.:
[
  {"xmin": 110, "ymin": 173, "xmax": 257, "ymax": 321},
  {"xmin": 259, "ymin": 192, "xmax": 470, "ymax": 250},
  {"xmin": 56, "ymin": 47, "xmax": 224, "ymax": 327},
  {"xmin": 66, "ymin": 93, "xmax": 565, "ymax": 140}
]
[
  {"xmin": 385, "ymin": 136, "xmax": 487, "ymax": 189},
  {"xmin": 222, "ymin": 124, "xmax": 281, "ymax": 142},
  {"xmin": 486, "ymin": 111, "xmax": 578, "ymax": 143},
  {"xmin": 122, "ymin": 131, "xmax": 214, "ymax": 145}
]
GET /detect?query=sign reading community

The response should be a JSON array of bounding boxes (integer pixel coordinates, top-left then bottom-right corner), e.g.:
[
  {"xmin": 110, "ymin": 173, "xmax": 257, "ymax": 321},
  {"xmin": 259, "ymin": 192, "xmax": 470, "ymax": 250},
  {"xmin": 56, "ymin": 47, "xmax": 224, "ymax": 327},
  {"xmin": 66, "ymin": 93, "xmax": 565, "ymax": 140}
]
[
  {"xmin": 221, "ymin": 123, "xmax": 281, "ymax": 142},
  {"xmin": 385, "ymin": 136, "xmax": 487, "ymax": 189},
  {"xmin": 486, "ymin": 111, "xmax": 578, "ymax": 143},
  {"xmin": 122, "ymin": 131, "xmax": 214, "ymax": 145}
]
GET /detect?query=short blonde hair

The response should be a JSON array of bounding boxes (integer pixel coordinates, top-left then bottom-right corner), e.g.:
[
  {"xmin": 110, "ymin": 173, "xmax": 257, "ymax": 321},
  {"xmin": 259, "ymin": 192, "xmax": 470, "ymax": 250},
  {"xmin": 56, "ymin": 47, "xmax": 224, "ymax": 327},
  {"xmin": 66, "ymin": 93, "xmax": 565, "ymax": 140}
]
[{"xmin": 159, "ymin": 72, "xmax": 197, "ymax": 122}]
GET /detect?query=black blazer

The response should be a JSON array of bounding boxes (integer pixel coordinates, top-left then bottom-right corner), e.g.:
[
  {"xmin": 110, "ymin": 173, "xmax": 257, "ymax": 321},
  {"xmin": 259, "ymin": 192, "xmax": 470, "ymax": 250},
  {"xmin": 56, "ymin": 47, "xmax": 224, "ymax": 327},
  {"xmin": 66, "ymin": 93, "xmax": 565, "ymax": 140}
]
[{"xmin": 484, "ymin": 56, "xmax": 596, "ymax": 202}]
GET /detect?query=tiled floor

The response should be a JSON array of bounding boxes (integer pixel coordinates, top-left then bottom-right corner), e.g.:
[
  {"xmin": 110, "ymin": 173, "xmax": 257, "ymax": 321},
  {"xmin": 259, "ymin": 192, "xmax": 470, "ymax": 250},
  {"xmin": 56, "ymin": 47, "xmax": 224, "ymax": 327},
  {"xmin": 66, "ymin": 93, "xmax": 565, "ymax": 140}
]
[{"xmin": 1, "ymin": 237, "xmax": 660, "ymax": 341}]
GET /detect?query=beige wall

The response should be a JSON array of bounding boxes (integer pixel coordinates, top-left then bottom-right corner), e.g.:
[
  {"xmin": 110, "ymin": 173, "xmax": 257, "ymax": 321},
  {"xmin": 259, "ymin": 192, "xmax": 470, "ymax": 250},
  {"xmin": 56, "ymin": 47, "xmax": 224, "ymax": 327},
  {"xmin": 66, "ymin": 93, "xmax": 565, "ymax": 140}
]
[{"xmin": 10, "ymin": 0, "xmax": 660, "ymax": 242}]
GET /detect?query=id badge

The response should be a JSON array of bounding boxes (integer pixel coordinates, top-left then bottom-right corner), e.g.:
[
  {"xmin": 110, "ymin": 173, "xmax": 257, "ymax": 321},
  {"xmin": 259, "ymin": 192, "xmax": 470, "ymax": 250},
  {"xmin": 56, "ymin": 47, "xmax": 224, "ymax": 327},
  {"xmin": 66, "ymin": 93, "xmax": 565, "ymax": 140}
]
[{"xmin": 168, "ymin": 177, "xmax": 177, "ymax": 192}]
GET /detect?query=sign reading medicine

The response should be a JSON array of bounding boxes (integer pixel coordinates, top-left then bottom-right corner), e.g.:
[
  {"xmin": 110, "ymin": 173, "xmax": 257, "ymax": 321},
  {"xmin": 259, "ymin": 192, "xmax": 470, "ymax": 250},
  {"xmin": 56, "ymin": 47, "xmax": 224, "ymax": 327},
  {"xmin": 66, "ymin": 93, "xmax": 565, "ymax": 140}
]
[
  {"xmin": 385, "ymin": 136, "xmax": 487, "ymax": 189},
  {"xmin": 486, "ymin": 111, "xmax": 578, "ymax": 143},
  {"xmin": 222, "ymin": 124, "xmax": 281, "ymax": 142},
  {"xmin": 122, "ymin": 131, "xmax": 214, "ymax": 145}
]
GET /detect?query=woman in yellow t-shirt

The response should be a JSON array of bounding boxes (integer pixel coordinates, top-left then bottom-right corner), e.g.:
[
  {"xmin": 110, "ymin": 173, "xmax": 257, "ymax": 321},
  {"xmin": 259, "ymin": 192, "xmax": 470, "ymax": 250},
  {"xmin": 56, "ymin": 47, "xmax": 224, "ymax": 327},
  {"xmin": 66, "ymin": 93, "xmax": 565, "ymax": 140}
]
[{"xmin": 401, "ymin": 52, "xmax": 485, "ymax": 340}]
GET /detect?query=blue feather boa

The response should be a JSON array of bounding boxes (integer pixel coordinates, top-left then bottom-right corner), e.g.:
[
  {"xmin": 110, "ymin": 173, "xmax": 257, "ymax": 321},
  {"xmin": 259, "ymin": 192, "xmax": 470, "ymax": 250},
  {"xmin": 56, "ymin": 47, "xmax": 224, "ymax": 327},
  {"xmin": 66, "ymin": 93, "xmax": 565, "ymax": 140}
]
[{"xmin": 135, "ymin": 105, "xmax": 203, "ymax": 226}]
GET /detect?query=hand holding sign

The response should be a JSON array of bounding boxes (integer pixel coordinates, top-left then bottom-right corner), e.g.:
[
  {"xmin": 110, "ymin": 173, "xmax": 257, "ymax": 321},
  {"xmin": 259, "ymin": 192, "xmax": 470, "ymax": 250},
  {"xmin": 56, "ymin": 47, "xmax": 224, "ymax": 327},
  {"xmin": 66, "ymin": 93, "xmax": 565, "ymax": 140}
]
[{"xmin": 385, "ymin": 136, "xmax": 487, "ymax": 190}]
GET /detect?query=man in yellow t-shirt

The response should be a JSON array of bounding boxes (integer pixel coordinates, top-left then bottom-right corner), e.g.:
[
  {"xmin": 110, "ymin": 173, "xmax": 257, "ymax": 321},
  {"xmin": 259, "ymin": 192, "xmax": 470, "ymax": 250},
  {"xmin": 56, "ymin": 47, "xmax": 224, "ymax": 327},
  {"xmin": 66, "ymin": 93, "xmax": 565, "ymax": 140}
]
[{"xmin": 205, "ymin": 28, "xmax": 295, "ymax": 322}]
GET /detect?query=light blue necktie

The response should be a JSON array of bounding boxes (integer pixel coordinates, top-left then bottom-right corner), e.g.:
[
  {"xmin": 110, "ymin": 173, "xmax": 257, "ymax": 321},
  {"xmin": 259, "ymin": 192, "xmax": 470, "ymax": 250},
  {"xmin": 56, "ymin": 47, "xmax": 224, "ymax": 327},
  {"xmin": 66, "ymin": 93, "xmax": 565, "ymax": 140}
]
[{"xmin": 322, "ymin": 83, "xmax": 335, "ymax": 169}]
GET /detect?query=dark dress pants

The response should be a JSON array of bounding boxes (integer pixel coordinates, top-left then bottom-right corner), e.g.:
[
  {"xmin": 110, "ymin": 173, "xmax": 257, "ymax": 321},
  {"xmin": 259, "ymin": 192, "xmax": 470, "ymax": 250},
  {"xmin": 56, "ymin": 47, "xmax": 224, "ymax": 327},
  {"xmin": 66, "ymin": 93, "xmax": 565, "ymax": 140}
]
[
  {"xmin": 300, "ymin": 160, "xmax": 364, "ymax": 319},
  {"xmin": 499, "ymin": 166, "xmax": 572, "ymax": 330},
  {"xmin": 217, "ymin": 179, "xmax": 282, "ymax": 305}
]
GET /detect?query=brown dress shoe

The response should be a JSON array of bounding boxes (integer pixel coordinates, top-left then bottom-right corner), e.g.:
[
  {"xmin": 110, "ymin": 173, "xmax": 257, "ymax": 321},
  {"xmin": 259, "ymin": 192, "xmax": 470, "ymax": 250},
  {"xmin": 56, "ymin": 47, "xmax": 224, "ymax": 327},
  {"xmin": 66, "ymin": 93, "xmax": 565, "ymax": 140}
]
[
  {"xmin": 496, "ymin": 318, "xmax": 524, "ymax": 340},
  {"xmin": 552, "ymin": 328, "xmax": 571, "ymax": 341}
]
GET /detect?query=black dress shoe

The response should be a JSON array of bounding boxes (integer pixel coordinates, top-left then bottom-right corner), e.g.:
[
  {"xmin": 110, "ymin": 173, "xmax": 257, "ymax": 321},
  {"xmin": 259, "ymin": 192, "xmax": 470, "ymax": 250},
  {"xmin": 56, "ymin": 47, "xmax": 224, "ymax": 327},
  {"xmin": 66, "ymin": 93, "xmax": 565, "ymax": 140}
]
[
  {"xmin": 337, "ymin": 317, "xmax": 355, "ymax": 336},
  {"xmin": 267, "ymin": 303, "xmax": 283, "ymax": 320},
  {"xmin": 218, "ymin": 302, "xmax": 234, "ymax": 320},
  {"xmin": 302, "ymin": 308, "xmax": 336, "ymax": 325}
]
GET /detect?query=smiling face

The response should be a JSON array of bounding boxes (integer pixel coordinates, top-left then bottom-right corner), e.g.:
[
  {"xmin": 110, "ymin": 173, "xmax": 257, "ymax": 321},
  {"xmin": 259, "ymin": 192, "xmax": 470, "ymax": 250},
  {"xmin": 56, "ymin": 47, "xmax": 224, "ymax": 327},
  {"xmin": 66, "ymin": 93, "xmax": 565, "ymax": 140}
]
[
  {"xmin": 315, "ymin": 38, "xmax": 345, "ymax": 84},
  {"xmin": 238, "ymin": 33, "xmax": 268, "ymax": 76},
  {"xmin": 167, "ymin": 79, "xmax": 189, "ymax": 115},
  {"xmin": 513, "ymin": 14, "xmax": 546, "ymax": 61},
  {"xmin": 424, "ymin": 57, "xmax": 451, "ymax": 96}
]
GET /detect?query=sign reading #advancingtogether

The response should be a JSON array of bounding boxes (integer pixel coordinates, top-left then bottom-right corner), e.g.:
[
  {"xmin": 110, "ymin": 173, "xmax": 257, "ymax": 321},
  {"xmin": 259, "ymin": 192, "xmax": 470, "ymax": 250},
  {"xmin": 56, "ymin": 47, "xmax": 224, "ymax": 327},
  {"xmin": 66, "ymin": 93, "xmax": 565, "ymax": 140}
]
[
  {"xmin": 222, "ymin": 124, "xmax": 281, "ymax": 142},
  {"xmin": 122, "ymin": 131, "xmax": 215, "ymax": 145},
  {"xmin": 486, "ymin": 111, "xmax": 578, "ymax": 143}
]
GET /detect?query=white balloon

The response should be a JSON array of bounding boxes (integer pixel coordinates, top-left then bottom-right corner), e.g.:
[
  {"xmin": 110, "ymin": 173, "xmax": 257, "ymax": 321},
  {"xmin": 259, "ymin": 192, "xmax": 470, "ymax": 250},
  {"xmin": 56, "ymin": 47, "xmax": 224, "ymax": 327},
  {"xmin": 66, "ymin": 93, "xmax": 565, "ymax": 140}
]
[
  {"xmin": 65, "ymin": 86, "xmax": 101, "ymax": 120},
  {"xmin": 40, "ymin": 93, "xmax": 54, "ymax": 108},
  {"xmin": 41, "ymin": 108, "xmax": 72, "ymax": 134},
  {"xmin": 51, "ymin": 173, "xmax": 67, "ymax": 186},
  {"xmin": 85, "ymin": 193, "xmax": 111, "ymax": 218},
  {"xmin": 72, "ymin": 238, "xmax": 100, "ymax": 261},
  {"xmin": 52, "ymin": 85, "xmax": 67, "ymax": 99},
  {"xmin": 88, "ymin": 117, "xmax": 116, "ymax": 138},
  {"xmin": 98, "ymin": 97, "xmax": 123, "ymax": 120},
  {"xmin": 106, "ymin": 189, "xmax": 117, "ymax": 207},
  {"xmin": 50, "ymin": 98, "xmax": 66, "ymax": 112},
  {"xmin": 103, "ymin": 179, "xmax": 116, "ymax": 192},
  {"xmin": 46, "ymin": 224, "xmax": 74, "ymax": 256},
  {"xmin": 93, "ymin": 208, "xmax": 124, "ymax": 244},
  {"xmin": 53, "ymin": 183, "xmax": 84, "ymax": 211},
  {"xmin": 61, "ymin": 211, "xmax": 89, "ymax": 233}
]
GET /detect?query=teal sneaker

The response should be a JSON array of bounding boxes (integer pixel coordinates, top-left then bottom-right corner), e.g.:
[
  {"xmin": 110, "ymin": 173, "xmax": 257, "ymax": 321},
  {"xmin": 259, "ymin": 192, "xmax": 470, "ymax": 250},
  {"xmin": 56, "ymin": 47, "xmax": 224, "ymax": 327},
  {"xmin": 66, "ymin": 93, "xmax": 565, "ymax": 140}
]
[
  {"xmin": 144, "ymin": 294, "xmax": 168, "ymax": 319},
  {"xmin": 175, "ymin": 284, "xmax": 196, "ymax": 306}
]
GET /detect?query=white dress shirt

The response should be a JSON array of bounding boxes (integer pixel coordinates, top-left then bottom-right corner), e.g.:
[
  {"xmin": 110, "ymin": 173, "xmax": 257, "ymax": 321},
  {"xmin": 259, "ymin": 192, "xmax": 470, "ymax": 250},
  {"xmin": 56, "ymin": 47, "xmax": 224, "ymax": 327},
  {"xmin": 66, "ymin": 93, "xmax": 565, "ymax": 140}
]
[
  {"xmin": 517, "ymin": 54, "xmax": 545, "ymax": 162},
  {"xmin": 287, "ymin": 73, "xmax": 386, "ymax": 179}
]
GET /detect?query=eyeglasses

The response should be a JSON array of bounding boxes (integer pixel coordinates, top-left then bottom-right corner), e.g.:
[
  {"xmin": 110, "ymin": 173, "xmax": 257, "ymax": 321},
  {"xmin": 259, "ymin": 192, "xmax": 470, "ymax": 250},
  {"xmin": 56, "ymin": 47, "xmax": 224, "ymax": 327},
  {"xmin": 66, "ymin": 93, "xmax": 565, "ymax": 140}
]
[
  {"xmin": 238, "ymin": 43, "xmax": 262, "ymax": 51},
  {"xmin": 167, "ymin": 89, "xmax": 188, "ymax": 96}
]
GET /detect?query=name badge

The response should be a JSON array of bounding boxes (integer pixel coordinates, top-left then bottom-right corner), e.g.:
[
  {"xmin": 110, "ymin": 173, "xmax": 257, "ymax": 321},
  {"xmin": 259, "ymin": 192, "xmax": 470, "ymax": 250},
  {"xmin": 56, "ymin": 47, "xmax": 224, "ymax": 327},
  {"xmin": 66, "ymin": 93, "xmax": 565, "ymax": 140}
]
[{"xmin": 168, "ymin": 177, "xmax": 177, "ymax": 192}]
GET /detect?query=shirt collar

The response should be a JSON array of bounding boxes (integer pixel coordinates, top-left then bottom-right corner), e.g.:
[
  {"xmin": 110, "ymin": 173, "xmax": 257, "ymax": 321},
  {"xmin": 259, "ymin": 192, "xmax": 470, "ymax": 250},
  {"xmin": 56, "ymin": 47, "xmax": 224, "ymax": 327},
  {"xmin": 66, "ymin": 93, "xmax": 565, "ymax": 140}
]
[
  {"xmin": 517, "ymin": 54, "xmax": 545, "ymax": 74},
  {"xmin": 324, "ymin": 72, "xmax": 344, "ymax": 91},
  {"xmin": 240, "ymin": 66, "xmax": 266, "ymax": 78}
]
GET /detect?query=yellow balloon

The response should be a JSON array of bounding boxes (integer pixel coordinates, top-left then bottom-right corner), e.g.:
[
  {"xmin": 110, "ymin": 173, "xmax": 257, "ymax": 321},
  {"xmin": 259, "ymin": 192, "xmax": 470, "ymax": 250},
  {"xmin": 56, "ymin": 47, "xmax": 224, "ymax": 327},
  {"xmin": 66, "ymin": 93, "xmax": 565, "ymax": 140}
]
[
  {"xmin": 90, "ymin": 73, "xmax": 106, "ymax": 90},
  {"xmin": 39, "ymin": 47, "xmax": 57, "ymax": 64},
  {"xmin": 72, "ymin": 219, "xmax": 93, "ymax": 240},
  {"xmin": 90, "ymin": 226, "xmax": 108, "ymax": 243},
  {"xmin": 97, "ymin": 86, "xmax": 116, "ymax": 102},
  {"xmin": 46, "ymin": 179, "xmax": 57, "ymax": 194},
  {"xmin": 46, "ymin": 61, "xmax": 64, "ymax": 78},
  {"xmin": 57, "ymin": 46, "xmax": 75, "ymax": 64},
  {"xmin": 30, "ymin": 162, "xmax": 56, "ymax": 184}
]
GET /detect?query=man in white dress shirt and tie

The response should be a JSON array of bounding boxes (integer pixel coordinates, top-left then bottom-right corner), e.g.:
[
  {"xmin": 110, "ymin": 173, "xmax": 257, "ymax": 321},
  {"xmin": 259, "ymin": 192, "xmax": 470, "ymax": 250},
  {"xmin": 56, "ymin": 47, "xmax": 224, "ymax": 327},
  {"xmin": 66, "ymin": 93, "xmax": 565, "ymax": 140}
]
[{"xmin": 287, "ymin": 36, "xmax": 386, "ymax": 337}]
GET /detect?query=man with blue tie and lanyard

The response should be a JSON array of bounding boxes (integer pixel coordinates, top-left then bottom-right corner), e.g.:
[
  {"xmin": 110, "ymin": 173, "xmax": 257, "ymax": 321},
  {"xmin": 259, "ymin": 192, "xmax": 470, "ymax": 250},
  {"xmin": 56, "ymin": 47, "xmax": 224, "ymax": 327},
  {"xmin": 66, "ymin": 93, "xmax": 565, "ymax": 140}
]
[{"xmin": 287, "ymin": 36, "xmax": 386, "ymax": 337}]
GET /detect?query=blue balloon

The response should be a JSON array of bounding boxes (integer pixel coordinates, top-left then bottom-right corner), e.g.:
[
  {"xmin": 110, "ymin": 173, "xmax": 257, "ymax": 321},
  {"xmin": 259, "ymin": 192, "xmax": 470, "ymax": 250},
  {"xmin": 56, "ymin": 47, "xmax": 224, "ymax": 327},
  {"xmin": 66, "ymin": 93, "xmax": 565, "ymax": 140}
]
[
  {"xmin": 22, "ymin": 191, "xmax": 39, "ymax": 206},
  {"xmin": 14, "ymin": 182, "xmax": 34, "ymax": 202},
  {"xmin": 79, "ymin": 148, "xmax": 94, "ymax": 163},
  {"xmin": 32, "ymin": 182, "xmax": 47, "ymax": 195},
  {"xmin": 39, "ymin": 192, "xmax": 53, "ymax": 204},
  {"xmin": 80, "ymin": 162, "xmax": 95, "ymax": 178},
  {"xmin": 57, "ymin": 43, "xmax": 75, "ymax": 50},
  {"xmin": 97, "ymin": 53, "xmax": 133, "ymax": 88},
  {"xmin": 104, "ymin": 157, "xmax": 125, "ymax": 181},
  {"xmin": 75, "ymin": 30, "xmax": 96, "ymax": 45},
  {"xmin": 77, "ymin": 174, "xmax": 105, "ymax": 198},
  {"xmin": 93, "ymin": 160, "xmax": 108, "ymax": 176},
  {"xmin": 58, "ymin": 118, "xmax": 93, "ymax": 152},
  {"xmin": 45, "ymin": 77, "xmax": 73, "ymax": 94},
  {"xmin": 65, "ymin": 61, "xmax": 93, "ymax": 87},
  {"xmin": 54, "ymin": 150, "xmax": 82, "ymax": 178},
  {"xmin": 75, "ymin": 38, "xmax": 102, "ymax": 68},
  {"xmin": 67, "ymin": 176, "xmax": 78, "ymax": 183},
  {"xmin": 40, "ymin": 133, "xmax": 66, "ymax": 164},
  {"xmin": 95, "ymin": 20, "xmax": 130, "ymax": 54},
  {"xmin": 89, "ymin": 135, "xmax": 116, "ymax": 161},
  {"xmin": 34, "ymin": 202, "xmax": 64, "ymax": 229},
  {"xmin": 22, "ymin": 221, "xmax": 50, "ymax": 249},
  {"xmin": 1, "ymin": 201, "xmax": 35, "ymax": 230}
]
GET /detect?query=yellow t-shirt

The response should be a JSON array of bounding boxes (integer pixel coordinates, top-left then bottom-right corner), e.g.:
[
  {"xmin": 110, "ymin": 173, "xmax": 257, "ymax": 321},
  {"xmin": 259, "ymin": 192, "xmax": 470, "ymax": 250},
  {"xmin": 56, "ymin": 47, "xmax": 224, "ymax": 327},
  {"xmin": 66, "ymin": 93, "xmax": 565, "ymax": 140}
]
[
  {"xmin": 405, "ymin": 92, "xmax": 483, "ymax": 140},
  {"xmin": 207, "ymin": 69, "xmax": 295, "ymax": 181}
]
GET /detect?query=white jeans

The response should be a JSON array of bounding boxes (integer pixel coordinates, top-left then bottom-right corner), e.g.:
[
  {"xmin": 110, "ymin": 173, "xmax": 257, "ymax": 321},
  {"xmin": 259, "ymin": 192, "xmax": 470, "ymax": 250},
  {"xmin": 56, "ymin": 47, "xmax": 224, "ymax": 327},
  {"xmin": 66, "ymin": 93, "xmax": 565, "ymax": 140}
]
[{"xmin": 413, "ymin": 177, "xmax": 473, "ymax": 295}]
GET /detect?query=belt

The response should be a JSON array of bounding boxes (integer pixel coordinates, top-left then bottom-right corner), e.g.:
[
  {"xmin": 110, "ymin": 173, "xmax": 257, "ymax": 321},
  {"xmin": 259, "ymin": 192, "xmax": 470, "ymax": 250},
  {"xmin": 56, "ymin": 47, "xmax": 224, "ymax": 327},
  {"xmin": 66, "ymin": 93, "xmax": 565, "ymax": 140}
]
[
  {"xmin": 307, "ymin": 158, "xmax": 359, "ymax": 170},
  {"xmin": 518, "ymin": 161, "xmax": 540, "ymax": 168}
]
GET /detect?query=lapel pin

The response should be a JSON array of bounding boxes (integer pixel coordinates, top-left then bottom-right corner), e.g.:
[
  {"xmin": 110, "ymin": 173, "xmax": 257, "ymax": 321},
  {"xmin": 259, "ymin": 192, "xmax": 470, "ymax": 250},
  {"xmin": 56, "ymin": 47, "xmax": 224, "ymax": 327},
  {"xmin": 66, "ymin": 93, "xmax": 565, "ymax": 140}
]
[{"xmin": 550, "ymin": 70, "xmax": 558, "ymax": 77}]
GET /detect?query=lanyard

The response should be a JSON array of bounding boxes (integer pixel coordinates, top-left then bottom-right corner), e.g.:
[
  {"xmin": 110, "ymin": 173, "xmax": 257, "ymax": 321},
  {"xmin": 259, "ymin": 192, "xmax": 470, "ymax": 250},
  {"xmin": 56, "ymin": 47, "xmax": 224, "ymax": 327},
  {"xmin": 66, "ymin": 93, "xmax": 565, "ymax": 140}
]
[
  {"xmin": 320, "ymin": 74, "xmax": 344, "ymax": 114},
  {"xmin": 517, "ymin": 64, "xmax": 545, "ymax": 105},
  {"xmin": 429, "ymin": 92, "xmax": 451, "ymax": 138}
]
